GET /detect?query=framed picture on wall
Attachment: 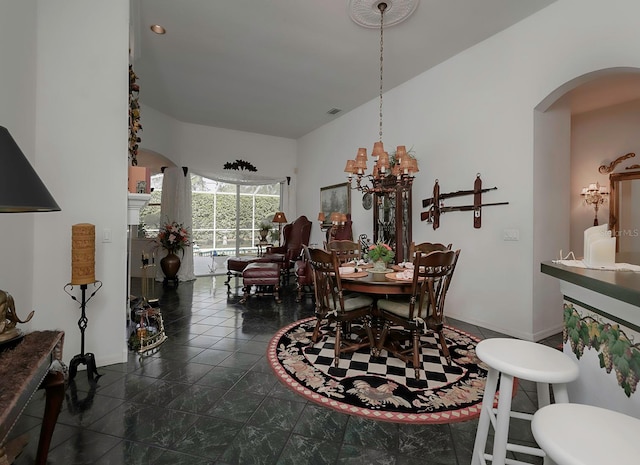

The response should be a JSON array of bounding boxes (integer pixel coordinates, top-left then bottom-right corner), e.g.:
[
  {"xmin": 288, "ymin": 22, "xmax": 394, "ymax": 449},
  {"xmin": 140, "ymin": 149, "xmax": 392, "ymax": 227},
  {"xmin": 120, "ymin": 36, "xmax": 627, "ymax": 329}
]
[{"xmin": 320, "ymin": 182, "xmax": 351, "ymax": 226}]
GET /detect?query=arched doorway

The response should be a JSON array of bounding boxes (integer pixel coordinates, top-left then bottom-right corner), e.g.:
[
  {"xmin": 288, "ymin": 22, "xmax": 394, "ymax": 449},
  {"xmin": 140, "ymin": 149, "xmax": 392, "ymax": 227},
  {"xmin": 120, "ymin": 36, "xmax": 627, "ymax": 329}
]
[{"xmin": 532, "ymin": 67, "xmax": 640, "ymax": 336}]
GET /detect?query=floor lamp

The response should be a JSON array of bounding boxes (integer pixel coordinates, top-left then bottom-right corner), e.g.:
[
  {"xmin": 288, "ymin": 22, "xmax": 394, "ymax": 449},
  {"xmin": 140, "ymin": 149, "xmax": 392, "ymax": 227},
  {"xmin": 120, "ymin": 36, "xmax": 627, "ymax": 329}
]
[{"xmin": 272, "ymin": 212, "xmax": 288, "ymax": 246}]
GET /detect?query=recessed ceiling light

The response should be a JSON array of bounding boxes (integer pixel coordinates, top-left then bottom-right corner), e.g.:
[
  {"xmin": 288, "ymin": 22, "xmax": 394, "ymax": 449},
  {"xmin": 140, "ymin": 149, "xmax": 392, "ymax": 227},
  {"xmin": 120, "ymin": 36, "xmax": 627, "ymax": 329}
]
[{"xmin": 150, "ymin": 24, "xmax": 166, "ymax": 34}]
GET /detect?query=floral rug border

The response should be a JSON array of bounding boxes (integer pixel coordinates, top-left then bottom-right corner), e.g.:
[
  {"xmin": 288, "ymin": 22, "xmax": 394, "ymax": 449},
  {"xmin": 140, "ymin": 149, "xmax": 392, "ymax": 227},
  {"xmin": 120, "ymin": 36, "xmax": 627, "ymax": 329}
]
[{"xmin": 268, "ymin": 317, "xmax": 488, "ymax": 424}]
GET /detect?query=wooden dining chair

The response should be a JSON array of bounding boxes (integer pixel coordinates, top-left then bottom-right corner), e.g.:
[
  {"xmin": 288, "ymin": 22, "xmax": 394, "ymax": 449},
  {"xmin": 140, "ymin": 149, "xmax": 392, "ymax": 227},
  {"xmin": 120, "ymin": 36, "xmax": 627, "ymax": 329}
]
[
  {"xmin": 376, "ymin": 249, "xmax": 460, "ymax": 379},
  {"xmin": 326, "ymin": 239, "xmax": 362, "ymax": 264},
  {"xmin": 305, "ymin": 246, "xmax": 375, "ymax": 367},
  {"xmin": 408, "ymin": 241, "xmax": 452, "ymax": 258}
]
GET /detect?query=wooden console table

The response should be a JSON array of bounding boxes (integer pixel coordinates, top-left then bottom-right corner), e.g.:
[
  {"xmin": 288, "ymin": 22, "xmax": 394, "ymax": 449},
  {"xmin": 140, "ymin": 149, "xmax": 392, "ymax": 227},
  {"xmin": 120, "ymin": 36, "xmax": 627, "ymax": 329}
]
[{"xmin": 0, "ymin": 330, "xmax": 65, "ymax": 465}]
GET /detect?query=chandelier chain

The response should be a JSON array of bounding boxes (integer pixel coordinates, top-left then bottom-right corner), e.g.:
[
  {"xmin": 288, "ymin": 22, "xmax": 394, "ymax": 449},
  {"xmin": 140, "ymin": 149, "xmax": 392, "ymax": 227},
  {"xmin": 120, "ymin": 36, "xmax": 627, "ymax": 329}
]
[
  {"xmin": 378, "ymin": 3, "xmax": 385, "ymax": 143},
  {"xmin": 344, "ymin": 2, "xmax": 418, "ymax": 195}
]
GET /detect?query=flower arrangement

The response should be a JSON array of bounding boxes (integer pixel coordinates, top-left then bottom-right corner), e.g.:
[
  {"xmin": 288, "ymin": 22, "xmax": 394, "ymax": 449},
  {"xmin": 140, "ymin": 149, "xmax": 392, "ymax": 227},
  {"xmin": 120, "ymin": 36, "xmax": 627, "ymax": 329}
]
[
  {"xmin": 156, "ymin": 220, "xmax": 191, "ymax": 254},
  {"xmin": 366, "ymin": 241, "xmax": 395, "ymax": 264}
]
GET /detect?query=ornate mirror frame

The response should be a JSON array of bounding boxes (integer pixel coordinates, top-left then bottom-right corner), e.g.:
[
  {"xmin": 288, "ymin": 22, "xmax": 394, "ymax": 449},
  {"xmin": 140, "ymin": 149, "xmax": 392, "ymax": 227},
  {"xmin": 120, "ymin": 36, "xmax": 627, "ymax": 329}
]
[{"xmin": 604, "ymin": 153, "xmax": 640, "ymax": 252}]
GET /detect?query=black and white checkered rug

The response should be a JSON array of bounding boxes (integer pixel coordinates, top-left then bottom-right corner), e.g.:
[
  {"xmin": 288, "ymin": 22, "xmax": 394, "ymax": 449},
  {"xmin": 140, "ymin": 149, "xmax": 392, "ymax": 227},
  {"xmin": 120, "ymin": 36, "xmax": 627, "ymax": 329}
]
[{"xmin": 268, "ymin": 317, "xmax": 490, "ymax": 424}]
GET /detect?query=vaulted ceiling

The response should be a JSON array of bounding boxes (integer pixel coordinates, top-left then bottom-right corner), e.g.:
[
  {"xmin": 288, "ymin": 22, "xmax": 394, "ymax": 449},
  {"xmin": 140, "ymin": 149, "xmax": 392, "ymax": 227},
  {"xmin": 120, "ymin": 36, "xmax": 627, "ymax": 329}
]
[{"xmin": 131, "ymin": 0, "xmax": 558, "ymax": 139}]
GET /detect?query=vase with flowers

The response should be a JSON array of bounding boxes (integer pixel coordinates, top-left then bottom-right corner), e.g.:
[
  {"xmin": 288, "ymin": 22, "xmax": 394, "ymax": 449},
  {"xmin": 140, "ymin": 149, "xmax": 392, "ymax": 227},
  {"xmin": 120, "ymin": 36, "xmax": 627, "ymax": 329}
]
[
  {"xmin": 156, "ymin": 220, "xmax": 191, "ymax": 283},
  {"xmin": 366, "ymin": 241, "xmax": 395, "ymax": 272}
]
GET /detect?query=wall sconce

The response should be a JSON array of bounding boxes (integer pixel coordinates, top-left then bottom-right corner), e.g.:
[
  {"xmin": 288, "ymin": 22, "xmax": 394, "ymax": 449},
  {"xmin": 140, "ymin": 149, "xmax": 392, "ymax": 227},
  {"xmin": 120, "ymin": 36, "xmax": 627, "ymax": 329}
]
[
  {"xmin": 581, "ymin": 182, "xmax": 609, "ymax": 226},
  {"xmin": 325, "ymin": 212, "xmax": 346, "ymax": 243},
  {"xmin": 272, "ymin": 211, "xmax": 288, "ymax": 246}
]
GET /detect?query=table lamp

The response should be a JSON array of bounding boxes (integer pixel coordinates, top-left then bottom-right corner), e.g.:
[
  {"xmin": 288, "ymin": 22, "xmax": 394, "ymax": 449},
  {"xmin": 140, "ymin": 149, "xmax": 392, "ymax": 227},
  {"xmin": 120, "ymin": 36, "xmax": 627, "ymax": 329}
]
[
  {"xmin": 272, "ymin": 211, "xmax": 288, "ymax": 246},
  {"xmin": 0, "ymin": 126, "xmax": 61, "ymax": 345}
]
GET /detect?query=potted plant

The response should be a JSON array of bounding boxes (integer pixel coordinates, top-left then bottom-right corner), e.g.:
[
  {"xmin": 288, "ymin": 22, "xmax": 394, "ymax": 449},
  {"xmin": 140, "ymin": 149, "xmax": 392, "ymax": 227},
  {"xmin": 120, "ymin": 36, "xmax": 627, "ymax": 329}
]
[{"xmin": 258, "ymin": 222, "xmax": 271, "ymax": 242}]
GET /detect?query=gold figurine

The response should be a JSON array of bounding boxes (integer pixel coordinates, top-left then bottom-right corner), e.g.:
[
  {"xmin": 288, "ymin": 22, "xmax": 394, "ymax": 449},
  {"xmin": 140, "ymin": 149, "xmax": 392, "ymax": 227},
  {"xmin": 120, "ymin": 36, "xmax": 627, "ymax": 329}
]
[{"xmin": 0, "ymin": 289, "xmax": 35, "ymax": 343}]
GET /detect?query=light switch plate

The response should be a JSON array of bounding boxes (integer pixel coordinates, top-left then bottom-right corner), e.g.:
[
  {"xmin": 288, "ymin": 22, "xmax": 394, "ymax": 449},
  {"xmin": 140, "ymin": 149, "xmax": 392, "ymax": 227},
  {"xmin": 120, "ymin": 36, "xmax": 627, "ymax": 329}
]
[{"xmin": 103, "ymin": 228, "xmax": 112, "ymax": 243}]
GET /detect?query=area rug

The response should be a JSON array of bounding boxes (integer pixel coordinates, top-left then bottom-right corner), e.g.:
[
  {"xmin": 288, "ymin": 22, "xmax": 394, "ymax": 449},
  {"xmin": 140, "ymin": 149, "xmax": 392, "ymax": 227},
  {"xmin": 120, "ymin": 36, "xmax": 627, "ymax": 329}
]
[{"xmin": 268, "ymin": 317, "xmax": 490, "ymax": 424}]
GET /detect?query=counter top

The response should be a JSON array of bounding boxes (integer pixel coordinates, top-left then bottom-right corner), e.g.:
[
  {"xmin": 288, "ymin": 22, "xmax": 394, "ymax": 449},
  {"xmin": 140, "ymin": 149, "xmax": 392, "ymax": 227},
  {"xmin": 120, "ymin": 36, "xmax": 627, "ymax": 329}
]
[{"xmin": 541, "ymin": 260, "xmax": 640, "ymax": 308}]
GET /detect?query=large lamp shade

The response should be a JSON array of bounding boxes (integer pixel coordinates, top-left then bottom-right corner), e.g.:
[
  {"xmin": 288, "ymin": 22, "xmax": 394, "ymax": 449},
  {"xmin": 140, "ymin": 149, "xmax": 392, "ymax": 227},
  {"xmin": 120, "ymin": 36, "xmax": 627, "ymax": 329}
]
[
  {"xmin": 0, "ymin": 126, "xmax": 60, "ymax": 212},
  {"xmin": 272, "ymin": 212, "xmax": 287, "ymax": 224}
]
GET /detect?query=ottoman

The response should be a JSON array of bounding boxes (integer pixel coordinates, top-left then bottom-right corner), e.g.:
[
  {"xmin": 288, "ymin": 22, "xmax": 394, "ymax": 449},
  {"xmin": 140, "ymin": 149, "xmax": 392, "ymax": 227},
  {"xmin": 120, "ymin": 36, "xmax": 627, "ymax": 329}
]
[
  {"xmin": 262, "ymin": 252, "xmax": 287, "ymax": 282},
  {"xmin": 240, "ymin": 262, "xmax": 282, "ymax": 303},
  {"xmin": 226, "ymin": 256, "xmax": 267, "ymax": 284}
]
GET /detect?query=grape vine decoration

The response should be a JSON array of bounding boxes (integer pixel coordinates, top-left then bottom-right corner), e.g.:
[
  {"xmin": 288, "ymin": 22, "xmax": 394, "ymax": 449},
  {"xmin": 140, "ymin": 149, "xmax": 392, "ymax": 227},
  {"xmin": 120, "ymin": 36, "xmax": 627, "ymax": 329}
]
[{"xmin": 563, "ymin": 303, "xmax": 640, "ymax": 397}]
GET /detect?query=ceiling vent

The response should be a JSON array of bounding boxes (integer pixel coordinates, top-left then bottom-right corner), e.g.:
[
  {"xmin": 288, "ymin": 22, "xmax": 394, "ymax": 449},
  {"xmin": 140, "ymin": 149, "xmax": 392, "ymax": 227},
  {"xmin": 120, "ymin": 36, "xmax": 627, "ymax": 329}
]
[{"xmin": 327, "ymin": 108, "xmax": 342, "ymax": 115}]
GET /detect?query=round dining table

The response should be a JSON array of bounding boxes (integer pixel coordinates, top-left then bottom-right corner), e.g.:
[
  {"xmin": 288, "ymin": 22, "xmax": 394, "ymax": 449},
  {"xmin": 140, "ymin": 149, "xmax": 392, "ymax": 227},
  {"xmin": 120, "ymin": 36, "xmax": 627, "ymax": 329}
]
[{"xmin": 340, "ymin": 271, "xmax": 413, "ymax": 295}]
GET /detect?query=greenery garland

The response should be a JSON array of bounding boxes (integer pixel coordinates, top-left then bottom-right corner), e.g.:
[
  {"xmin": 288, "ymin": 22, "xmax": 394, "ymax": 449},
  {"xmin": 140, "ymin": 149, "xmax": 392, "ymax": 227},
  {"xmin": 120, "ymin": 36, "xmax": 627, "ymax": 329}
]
[
  {"xmin": 129, "ymin": 65, "xmax": 142, "ymax": 166},
  {"xmin": 223, "ymin": 159, "xmax": 257, "ymax": 172}
]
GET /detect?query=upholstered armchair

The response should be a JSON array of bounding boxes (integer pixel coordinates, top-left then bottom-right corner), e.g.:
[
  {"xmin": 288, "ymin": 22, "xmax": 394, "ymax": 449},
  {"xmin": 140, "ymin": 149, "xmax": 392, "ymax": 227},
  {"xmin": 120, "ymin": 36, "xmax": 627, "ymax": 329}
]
[{"xmin": 265, "ymin": 215, "xmax": 312, "ymax": 278}]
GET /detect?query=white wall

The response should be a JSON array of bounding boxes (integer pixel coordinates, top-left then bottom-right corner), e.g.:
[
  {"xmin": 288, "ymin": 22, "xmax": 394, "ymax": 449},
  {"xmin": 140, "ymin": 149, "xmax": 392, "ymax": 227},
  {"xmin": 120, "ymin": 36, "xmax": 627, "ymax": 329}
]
[
  {"xmin": 297, "ymin": 0, "xmax": 640, "ymax": 340},
  {"xmin": 0, "ymin": 1, "xmax": 129, "ymax": 367},
  {"xmin": 570, "ymin": 99, "xmax": 640, "ymax": 253},
  {"xmin": 5, "ymin": 0, "xmax": 638, "ymax": 354},
  {"xmin": 533, "ymin": 101, "xmax": 571, "ymax": 339},
  {"xmin": 137, "ymin": 105, "xmax": 299, "ymax": 216},
  {"xmin": 0, "ymin": 0, "xmax": 38, "ymax": 319}
]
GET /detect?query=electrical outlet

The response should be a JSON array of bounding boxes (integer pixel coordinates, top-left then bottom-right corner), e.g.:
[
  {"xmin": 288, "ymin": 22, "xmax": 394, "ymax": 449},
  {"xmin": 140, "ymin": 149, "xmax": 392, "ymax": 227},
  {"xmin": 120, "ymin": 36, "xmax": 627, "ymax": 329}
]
[{"xmin": 503, "ymin": 228, "xmax": 520, "ymax": 241}]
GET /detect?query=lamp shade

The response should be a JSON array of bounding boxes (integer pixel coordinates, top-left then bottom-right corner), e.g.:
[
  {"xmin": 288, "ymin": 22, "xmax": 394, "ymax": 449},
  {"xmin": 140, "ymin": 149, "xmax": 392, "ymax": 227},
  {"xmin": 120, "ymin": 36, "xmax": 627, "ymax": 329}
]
[
  {"xmin": 0, "ymin": 126, "xmax": 60, "ymax": 212},
  {"xmin": 272, "ymin": 211, "xmax": 288, "ymax": 224}
]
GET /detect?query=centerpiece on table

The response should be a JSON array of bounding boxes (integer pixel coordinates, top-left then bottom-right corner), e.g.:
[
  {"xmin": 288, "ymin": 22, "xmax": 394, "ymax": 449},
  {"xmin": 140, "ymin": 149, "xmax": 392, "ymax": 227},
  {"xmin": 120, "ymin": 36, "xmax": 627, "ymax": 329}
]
[
  {"xmin": 366, "ymin": 241, "xmax": 395, "ymax": 272},
  {"xmin": 156, "ymin": 220, "xmax": 191, "ymax": 282}
]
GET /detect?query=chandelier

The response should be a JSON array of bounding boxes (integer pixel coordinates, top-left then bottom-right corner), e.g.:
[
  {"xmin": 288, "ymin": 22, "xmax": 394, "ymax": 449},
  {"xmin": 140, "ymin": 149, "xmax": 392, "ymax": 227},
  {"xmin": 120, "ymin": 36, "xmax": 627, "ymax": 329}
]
[{"xmin": 344, "ymin": 2, "xmax": 419, "ymax": 194}]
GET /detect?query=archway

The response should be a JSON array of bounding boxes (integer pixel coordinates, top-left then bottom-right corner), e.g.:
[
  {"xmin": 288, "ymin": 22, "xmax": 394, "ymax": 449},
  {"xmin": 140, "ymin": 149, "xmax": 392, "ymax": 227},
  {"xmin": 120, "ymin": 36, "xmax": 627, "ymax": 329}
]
[{"xmin": 533, "ymin": 67, "xmax": 640, "ymax": 337}]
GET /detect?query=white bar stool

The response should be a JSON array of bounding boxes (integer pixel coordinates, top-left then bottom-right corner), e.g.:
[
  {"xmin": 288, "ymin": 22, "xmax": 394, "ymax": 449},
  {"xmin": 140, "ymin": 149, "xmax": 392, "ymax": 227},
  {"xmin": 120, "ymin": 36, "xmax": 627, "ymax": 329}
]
[
  {"xmin": 471, "ymin": 338, "xmax": 579, "ymax": 465},
  {"xmin": 532, "ymin": 403, "xmax": 640, "ymax": 465}
]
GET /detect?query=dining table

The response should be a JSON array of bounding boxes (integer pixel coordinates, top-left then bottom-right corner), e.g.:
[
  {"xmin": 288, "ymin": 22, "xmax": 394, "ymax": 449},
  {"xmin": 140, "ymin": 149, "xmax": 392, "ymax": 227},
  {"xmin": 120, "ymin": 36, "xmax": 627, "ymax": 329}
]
[
  {"xmin": 340, "ymin": 266, "xmax": 414, "ymax": 296},
  {"xmin": 339, "ymin": 267, "xmax": 415, "ymax": 355}
]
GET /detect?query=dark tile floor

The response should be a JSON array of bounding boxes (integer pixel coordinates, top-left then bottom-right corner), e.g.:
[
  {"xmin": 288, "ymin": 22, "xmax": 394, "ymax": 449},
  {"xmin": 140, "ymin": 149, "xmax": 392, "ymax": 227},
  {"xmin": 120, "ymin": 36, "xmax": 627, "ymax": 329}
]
[{"xmin": 9, "ymin": 275, "xmax": 562, "ymax": 465}]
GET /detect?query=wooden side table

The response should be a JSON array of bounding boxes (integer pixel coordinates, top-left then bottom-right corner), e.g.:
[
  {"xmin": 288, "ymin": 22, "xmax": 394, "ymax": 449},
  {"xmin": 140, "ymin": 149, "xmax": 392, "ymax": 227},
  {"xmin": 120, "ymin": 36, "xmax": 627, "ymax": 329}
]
[
  {"xmin": 0, "ymin": 330, "xmax": 65, "ymax": 465},
  {"xmin": 257, "ymin": 241, "xmax": 272, "ymax": 257}
]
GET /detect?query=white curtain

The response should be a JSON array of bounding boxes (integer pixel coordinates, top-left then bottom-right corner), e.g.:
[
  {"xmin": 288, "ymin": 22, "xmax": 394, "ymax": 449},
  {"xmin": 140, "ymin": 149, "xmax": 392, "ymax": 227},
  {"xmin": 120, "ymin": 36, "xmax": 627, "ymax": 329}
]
[{"xmin": 158, "ymin": 167, "xmax": 196, "ymax": 282}]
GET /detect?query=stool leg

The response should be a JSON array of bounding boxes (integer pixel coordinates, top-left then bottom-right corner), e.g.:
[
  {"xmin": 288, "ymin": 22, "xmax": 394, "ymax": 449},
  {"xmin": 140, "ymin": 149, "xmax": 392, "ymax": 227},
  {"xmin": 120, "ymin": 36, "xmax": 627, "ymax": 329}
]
[
  {"xmin": 551, "ymin": 383, "xmax": 569, "ymax": 404},
  {"xmin": 536, "ymin": 382, "xmax": 551, "ymax": 408},
  {"xmin": 472, "ymin": 367, "xmax": 499, "ymax": 465},
  {"xmin": 492, "ymin": 372, "xmax": 515, "ymax": 465}
]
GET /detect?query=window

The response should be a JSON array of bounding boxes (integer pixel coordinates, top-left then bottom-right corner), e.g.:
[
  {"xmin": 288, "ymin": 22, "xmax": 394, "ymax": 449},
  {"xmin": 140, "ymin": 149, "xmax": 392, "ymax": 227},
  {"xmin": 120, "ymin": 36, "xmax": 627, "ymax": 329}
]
[{"xmin": 140, "ymin": 173, "xmax": 281, "ymax": 256}]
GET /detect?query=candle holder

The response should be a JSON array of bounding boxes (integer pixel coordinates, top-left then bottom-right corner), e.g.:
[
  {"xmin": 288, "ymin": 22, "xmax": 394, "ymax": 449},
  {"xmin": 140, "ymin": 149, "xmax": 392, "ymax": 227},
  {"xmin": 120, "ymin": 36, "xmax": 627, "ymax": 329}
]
[
  {"xmin": 64, "ymin": 280, "xmax": 102, "ymax": 381},
  {"xmin": 581, "ymin": 182, "xmax": 609, "ymax": 226}
]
